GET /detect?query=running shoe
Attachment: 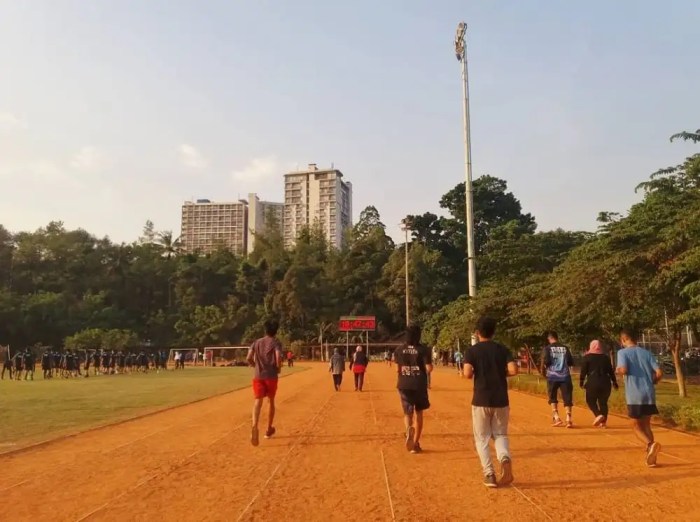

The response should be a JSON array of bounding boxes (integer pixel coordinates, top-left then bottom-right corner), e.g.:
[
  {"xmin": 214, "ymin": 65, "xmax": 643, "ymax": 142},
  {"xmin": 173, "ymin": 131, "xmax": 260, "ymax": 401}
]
[
  {"xmin": 251, "ymin": 426, "xmax": 259, "ymax": 447},
  {"xmin": 410, "ymin": 443, "xmax": 422, "ymax": 454},
  {"xmin": 593, "ymin": 415, "xmax": 605, "ymax": 427},
  {"xmin": 566, "ymin": 415, "xmax": 573, "ymax": 429},
  {"xmin": 499, "ymin": 457, "xmax": 514, "ymax": 486},
  {"xmin": 264, "ymin": 427, "xmax": 276, "ymax": 439},
  {"xmin": 646, "ymin": 442, "xmax": 661, "ymax": 467},
  {"xmin": 552, "ymin": 416, "xmax": 564, "ymax": 427},
  {"xmin": 483, "ymin": 474, "xmax": 498, "ymax": 488},
  {"xmin": 405, "ymin": 426, "xmax": 416, "ymax": 451}
]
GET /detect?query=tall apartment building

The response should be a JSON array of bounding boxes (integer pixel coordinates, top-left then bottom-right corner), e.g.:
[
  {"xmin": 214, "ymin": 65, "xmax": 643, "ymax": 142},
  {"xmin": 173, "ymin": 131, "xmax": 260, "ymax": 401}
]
[
  {"xmin": 247, "ymin": 193, "xmax": 284, "ymax": 253},
  {"xmin": 284, "ymin": 164, "xmax": 353, "ymax": 249},
  {"xmin": 180, "ymin": 199, "xmax": 248, "ymax": 255}
]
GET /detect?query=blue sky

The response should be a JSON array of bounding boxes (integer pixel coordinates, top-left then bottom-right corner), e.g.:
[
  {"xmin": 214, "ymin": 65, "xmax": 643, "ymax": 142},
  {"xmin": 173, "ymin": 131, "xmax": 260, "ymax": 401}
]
[{"xmin": 1, "ymin": 1, "xmax": 698, "ymax": 243}]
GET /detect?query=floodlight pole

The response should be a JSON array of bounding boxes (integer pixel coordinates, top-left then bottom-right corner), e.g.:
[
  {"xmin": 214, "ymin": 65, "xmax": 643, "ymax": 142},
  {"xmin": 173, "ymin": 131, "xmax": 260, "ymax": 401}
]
[
  {"xmin": 456, "ymin": 22, "xmax": 477, "ymax": 344},
  {"xmin": 401, "ymin": 220, "xmax": 411, "ymax": 327}
]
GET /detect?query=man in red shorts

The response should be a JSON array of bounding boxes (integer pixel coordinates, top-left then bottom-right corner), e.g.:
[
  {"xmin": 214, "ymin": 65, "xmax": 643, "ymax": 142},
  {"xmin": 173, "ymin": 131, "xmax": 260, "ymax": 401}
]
[{"xmin": 247, "ymin": 319, "xmax": 284, "ymax": 446}]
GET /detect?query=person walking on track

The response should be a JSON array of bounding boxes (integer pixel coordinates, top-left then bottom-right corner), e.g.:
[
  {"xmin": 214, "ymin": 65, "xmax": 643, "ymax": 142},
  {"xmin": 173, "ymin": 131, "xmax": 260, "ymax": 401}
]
[
  {"xmin": 464, "ymin": 316, "xmax": 518, "ymax": 488},
  {"xmin": 541, "ymin": 331, "xmax": 575, "ymax": 428},
  {"xmin": 350, "ymin": 346, "xmax": 368, "ymax": 391},
  {"xmin": 329, "ymin": 348, "xmax": 345, "ymax": 391},
  {"xmin": 247, "ymin": 319, "xmax": 284, "ymax": 446},
  {"xmin": 454, "ymin": 349, "xmax": 464, "ymax": 377},
  {"xmin": 580, "ymin": 340, "xmax": 618, "ymax": 428},
  {"xmin": 395, "ymin": 324, "xmax": 433, "ymax": 454},
  {"xmin": 616, "ymin": 328, "xmax": 663, "ymax": 467}
]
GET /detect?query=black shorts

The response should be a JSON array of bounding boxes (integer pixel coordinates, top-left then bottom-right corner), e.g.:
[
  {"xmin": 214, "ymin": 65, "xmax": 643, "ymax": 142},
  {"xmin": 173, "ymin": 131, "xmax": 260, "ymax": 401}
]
[
  {"xmin": 398, "ymin": 389, "xmax": 430, "ymax": 415},
  {"xmin": 627, "ymin": 404, "xmax": 659, "ymax": 419},
  {"xmin": 547, "ymin": 379, "xmax": 573, "ymax": 407}
]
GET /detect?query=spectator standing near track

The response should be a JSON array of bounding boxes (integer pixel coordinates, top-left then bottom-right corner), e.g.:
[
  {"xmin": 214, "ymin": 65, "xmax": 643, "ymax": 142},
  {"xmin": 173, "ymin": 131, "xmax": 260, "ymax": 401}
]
[
  {"xmin": 454, "ymin": 350, "xmax": 464, "ymax": 377},
  {"xmin": 540, "ymin": 331, "xmax": 575, "ymax": 428},
  {"xmin": 350, "ymin": 346, "xmax": 368, "ymax": 392},
  {"xmin": 616, "ymin": 329, "xmax": 663, "ymax": 467},
  {"xmin": 329, "ymin": 348, "xmax": 345, "ymax": 391},
  {"xmin": 580, "ymin": 340, "xmax": 618, "ymax": 428},
  {"xmin": 247, "ymin": 319, "xmax": 283, "ymax": 447},
  {"xmin": 395, "ymin": 325, "xmax": 432, "ymax": 454},
  {"xmin": 465, "ymin": 317, "xmax": 518, "ymax": 488}
]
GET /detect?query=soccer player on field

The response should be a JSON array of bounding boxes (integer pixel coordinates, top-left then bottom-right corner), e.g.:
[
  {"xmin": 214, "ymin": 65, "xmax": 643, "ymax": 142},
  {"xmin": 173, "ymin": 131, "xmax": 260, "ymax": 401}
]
[
  {"xmin": 247, "ymin": 319, "xmax": 283, "ymax": 447},
  {"xmin": 1, "ymin": 354, "xmax": 12, "ymax": 380},
  {"xmin": 23, "ymin": 349, "xmax": 35, "ymax": 380},
  {"xmin": 329, "ymin": 348, "xmax": 345, "ymax": 391},
  {"xmin": 616, "ymin": 328, "xmax": 663, "ymax": 467},
  {"xmin": 540, "ymin": 331, "xmax": 575, "ymax": 428},
  {"xmin": 464, "ymin": 316, "xmax": 518, "ymax": 488},
  {"xmin": 41, "ymin": 350, "xmax": 52, "ymax": 379},
  {"xmin": 395, "ymin": 324, "xmax": 432, "ymax": 454}
]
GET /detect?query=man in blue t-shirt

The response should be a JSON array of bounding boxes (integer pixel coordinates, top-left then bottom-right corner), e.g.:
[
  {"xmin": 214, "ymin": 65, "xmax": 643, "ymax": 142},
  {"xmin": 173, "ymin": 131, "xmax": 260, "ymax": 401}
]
[
  {"xmin": 616, "ymin": 328, "xmax": 663, "ymax": 468},
  {"xmin": 540, "ymin": 331, "xmax": 575, "ymax": 427}
]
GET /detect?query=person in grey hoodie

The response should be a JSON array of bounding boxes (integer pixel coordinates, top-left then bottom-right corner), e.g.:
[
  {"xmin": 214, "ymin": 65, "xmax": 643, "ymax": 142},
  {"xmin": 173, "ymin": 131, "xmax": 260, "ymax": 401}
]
[{"xmin": 329, "ymin": 348, "xmax": 345, "ymax": 391}]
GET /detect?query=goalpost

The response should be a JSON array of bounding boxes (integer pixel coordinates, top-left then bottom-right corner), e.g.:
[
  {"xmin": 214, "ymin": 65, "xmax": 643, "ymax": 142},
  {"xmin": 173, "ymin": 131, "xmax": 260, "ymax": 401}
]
[
  {"xmin": 203, "ymin": 346, "xmax": 249, "ymax": 367},
  {"xmin": 169, "ymin": 348, "xmax": 201, "ymax": 368}
]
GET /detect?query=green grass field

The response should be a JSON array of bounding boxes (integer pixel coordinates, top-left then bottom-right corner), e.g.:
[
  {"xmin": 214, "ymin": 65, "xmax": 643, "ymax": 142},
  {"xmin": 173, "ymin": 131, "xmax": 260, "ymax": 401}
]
[
  {"xmin": 0, "ymin": 366, "xmax": 306, "ymax": 450},
  {"xmin": 508, "ymin": 372, "xmax": 700, "ymax": 431}
]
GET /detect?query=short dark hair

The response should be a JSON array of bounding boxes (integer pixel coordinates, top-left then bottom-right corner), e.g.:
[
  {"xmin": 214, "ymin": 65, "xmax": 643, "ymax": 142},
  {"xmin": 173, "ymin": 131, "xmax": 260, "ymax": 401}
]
[
  {"xmin": 476, "ymin": 316, "xmax": 497, "ymax": 339},
  {"xmin": 405, "ymin": 324, "xmax": 421, "ymax": 346},
  {"xmin": 546, "ymin": 331, "xmax": 559, "ymax": 341},
  {"xmin": 619, "ymin": 328, "xmax": 638, "ymax": 343},
  {"xmin": 264, "ymin": 319, "xmax": 279, "ymax": 337}
]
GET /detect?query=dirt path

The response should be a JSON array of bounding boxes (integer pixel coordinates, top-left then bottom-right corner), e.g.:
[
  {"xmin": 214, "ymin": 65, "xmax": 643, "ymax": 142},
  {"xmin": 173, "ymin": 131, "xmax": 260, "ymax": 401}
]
[{"xmin": 2, "ymin": 363, "xmax": 698, "ymax": 521}]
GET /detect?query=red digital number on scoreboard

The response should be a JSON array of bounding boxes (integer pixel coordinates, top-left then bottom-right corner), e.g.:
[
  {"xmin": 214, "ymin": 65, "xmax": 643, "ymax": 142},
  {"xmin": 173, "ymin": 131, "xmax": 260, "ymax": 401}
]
[{"xmin": 338, "ymin": 316, "xmax": 376, "ymax": 332}]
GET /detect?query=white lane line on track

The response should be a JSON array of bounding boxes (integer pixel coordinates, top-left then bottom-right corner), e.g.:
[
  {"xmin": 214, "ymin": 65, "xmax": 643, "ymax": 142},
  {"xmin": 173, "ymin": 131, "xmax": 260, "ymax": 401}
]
[
  {"xmin": 380, "ymin": 449, "xmax": 396, "ymax": 521},
  {"xmin": 235, "ymin": 392, "xmax": 335, "ymax": 522},
  {"xmin": 74, "ymin": 422, "xmax": 247, "ymax": 522},
  {"xmin": 367, "ymin": 374, "xmax": 379, "ymax": 425},
  {"xmin": 511, "ymin": 485, "xmax": 553, "ymax": 520},
  {"xmin": 0, "ymin": 479, "xmax": 29, "ymax": 493}
]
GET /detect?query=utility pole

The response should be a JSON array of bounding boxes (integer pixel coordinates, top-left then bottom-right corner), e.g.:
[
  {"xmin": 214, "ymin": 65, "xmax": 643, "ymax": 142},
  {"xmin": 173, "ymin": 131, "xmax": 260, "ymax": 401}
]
[{"xmin": 401, "ymin": 220, "xmax": 411, "ymax": 326}]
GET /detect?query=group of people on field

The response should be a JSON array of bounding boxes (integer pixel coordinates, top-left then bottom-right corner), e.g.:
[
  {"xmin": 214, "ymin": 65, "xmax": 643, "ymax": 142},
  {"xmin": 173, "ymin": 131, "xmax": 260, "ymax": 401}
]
[
  {"xmin": 244, "ymin": 316, "xmax": 665, "ymax": 487},
  {"xmin": 1, "ymin": 349, "xmax": 171, "ymax": 380}
]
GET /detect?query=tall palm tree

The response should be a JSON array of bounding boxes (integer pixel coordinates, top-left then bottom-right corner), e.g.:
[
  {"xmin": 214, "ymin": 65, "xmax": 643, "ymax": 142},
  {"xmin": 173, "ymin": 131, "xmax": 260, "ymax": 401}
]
[{"xmin": 157, "ymin": 231, "xmax": 181, "ymax": 260}]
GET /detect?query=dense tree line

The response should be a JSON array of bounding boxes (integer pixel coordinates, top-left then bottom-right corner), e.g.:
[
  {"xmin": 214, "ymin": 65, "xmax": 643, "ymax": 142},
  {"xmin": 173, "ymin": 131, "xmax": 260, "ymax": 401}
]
[{"xmin": 0, "ymin": 130, "xmax": 697, "ymax": 395}]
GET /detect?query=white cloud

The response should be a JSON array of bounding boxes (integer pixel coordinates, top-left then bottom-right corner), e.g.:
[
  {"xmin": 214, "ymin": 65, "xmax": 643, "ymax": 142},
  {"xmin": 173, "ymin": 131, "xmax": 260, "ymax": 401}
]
[
  {"xmin": 180, "ymin": 144, "xmax": 208, "ymax": 169},
  {"xmin": 231, "ymin": 156, "xmax": 280, "ymax": 183},
  {"xmin": 0, "ymin": 112, "xmax": 27, "ymax": 130},
  {"xmin": 71, "ymin": 146, "xmax": 105, "ymax": 171}
]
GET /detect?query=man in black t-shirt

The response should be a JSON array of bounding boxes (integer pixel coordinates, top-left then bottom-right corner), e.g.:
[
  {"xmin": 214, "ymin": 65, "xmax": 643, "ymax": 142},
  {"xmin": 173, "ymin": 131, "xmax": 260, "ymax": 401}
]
[
  {"xmin": 464, "ymin": 317, "xmax": 518, "ymax": 488},
  {"xmin": 395, "ymin": 324, "xmax": 433, "ymax": 454}
]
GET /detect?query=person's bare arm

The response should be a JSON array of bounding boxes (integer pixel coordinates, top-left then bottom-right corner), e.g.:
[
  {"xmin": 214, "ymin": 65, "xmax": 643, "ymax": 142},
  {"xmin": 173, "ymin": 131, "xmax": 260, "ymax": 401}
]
[
  {"xmin": 507, "ymin": 361, "xmax": 518, "ymax": 377},
  {"xmin": 464, "ymin": 363, "xmax": 474, "ymax": 379},
  {"xmin": 653, "ymin": 368, "xmax": 662, "ymax": 384},
  {"xmin": 276, "ymin": 349, "xmax": 283, "ymax": 373},
  {"xmin": 246, "ymin": 347, "xmax": 254, "ymax": 366},
  {"xmin": 616, "ymin": 365, "xmax": 627, "ymax": 376},
  {"xmin": 426, "ymin": 363, "xmax": 434, "ymax": 374}
]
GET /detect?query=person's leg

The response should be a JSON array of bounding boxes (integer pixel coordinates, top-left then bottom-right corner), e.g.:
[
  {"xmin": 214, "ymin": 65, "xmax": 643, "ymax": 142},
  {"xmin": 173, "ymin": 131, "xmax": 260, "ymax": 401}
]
[
  {"xmin": 354, "ymin": 373, "xmax": 359, "ymax": 390},
  {"xmin": 563, "ymin": 379, "xmax": 574, "ymax": 426},
  {"xmin": 548, "ymin": 381, "xmax": 562, "ymax": 425},
  {"xmin": 585, "ymin": 387, "xmax": 600, "ymax": 417},
  {"xmin": 599, "ymin": 384, "xmax": 611, "ymax": 423},
  {"xmin": 414, "ymin": 410, "xmax": 424, "ymax": 444},
  {"xmin": 358, "ymin": 372, "xmax": 365, "ymax": 391},
  {"xmin": 267, "ymin": 397, "xmax": 276, "ymax": 431},
  {"xmin": 252, "ymin": 398, "xmax": 263, "ymax": 429},
  {"xmin": 492, "ymin": 407, "xmax": 513, "ymax": 485},
  {"xmin": 471, "ymin": 406, "xmax": 496, "ymax": 480},
  {"xmin": 641, "ymin": 416, "xmax": 654, "ymax": 443},
  {"xmin": 632, "ymin": 417, "xmax": 652, "ymax": 446}
]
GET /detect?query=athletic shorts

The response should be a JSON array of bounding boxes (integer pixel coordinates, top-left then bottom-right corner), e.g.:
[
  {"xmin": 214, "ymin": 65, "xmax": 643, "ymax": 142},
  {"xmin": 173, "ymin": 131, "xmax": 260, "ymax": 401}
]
[
  {"xmin": 253, "ymin": 378, "xmax": 279, "ymax": 399},
  {"xmin": 398, "ymin": 389, "xmax": 430, "ymax": 415},
  {"xmin": 627, "ymin": 404, "xmax": 659, "ymax": 419},
  {"xmin": 547, "ymin": 378, "xmax": 573, "ymax": 407}
]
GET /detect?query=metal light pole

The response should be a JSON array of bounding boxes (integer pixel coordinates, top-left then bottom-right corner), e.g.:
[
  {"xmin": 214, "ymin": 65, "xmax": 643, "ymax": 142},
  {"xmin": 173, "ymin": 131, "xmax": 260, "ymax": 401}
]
[
  {"xmin": 401, "ymin": 220, "xmax": 411, "ymax": 326},
  {"xmin": 455, "ymin": 22, "xmax": 477, "ymax": 305}
]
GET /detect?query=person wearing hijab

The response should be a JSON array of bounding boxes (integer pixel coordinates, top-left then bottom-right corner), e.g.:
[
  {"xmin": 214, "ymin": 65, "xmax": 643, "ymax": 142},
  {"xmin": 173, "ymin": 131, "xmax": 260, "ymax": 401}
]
[
  {"xmin": 579, "ymin": 340, "xmax": 619, "ymax": 428},
  {"xmin": 350, "ymin": 346, "xmax": 369, "ymax": 391}
]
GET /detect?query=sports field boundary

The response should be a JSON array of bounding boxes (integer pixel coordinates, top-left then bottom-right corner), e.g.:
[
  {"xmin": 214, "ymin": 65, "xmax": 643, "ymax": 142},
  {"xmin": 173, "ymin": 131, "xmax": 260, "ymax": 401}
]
[{"xmin": 0, "ymin": 366, "xmax": 309, "ymax": 458}]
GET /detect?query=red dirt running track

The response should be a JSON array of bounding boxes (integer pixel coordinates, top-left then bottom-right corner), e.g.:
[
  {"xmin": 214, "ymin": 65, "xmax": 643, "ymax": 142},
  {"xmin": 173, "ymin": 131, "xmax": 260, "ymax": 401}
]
[{"xmin": 1, "ymin": 363, "xmax": 699, "ymax": 521}]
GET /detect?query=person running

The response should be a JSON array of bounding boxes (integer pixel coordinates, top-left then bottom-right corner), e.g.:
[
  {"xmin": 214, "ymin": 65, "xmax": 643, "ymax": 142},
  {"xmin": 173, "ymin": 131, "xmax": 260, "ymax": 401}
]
[
  {"xmin": 454, "ymin": 350, "xmax": 464, "ymax": 377},
  {"xmin": 616, "ymin": 328, "xmax": 663, "ymax": 467},
  {"xmin": 540, "ymin": 331, "xmax": 575, "ymax": 428},
  {"xmin": 395, "ymin": 324, "xmax": 432, "ymax": 454},
  {"xmin": 580, "ymin": 340, "xmax": 618, "ymax": 428},
  {"xmin": 247, "ymin": 319, "xmax": 283, "ymax": 446},
  {"xmin": 464, "ymin": 316, "xmax": 518, "ymax": 488},
  {"xmin": 350, "ymin": 346, "xmax": 368, "ymax": 392},
  {"xmin": 329, "ymin": 348, "xmax": 345, "ymax": 391}
]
